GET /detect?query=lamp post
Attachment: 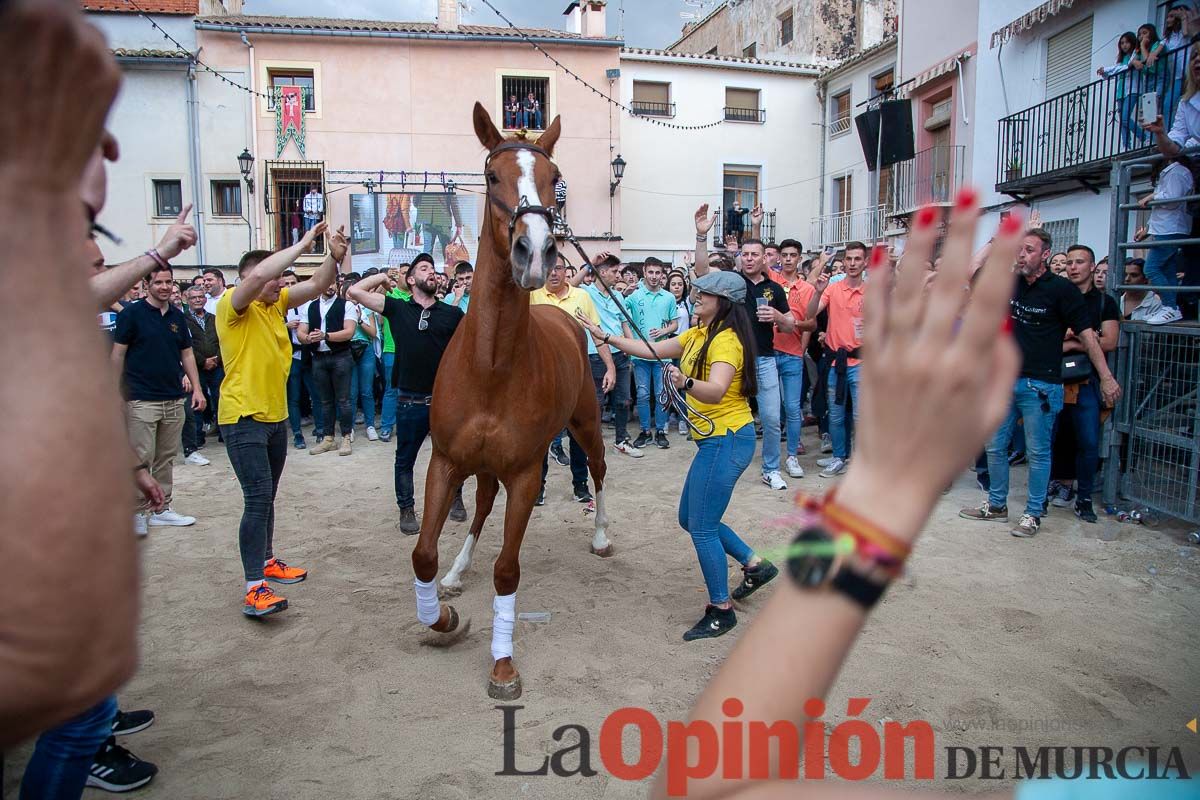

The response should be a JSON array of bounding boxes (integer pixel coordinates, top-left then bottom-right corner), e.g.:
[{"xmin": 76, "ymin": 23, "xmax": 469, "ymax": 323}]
[
  {"xmin": 609, "ymin": 154, "xmax": 626, "ymax": 197},
  {"xmin": 237, "ymin": 148, "xmax": 255, "ymax": 251}
]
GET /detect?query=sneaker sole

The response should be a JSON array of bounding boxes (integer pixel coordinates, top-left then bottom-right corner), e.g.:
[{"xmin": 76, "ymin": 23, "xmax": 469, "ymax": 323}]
[
  {"xmin": 683, "ymin": 621, "xmax": 737, "ymax": 641},
  {"xmin": 112, "ymin": 719, "xmax": 155, "ymax": 737},
  {"xmin": 1010, "ymin": 528, "xmax": 1038, "ymax": 538},
  {"xmin": 242, "ymin": 599, "xmax": 288, "ymax": 617},
  {"xmin": 265, "ymin": 574, "xmax": 307, "ymax": 585},
  {"xmin": 148, "ymin": 519, "xmax": 195, "ymax": 527},
  {"xmin": 86, "ymin": 774, "xmax": 156, "ymax": 792},
  {"xmin": 958, "ymin": 511, "xmax": 1009, "ymax": 522}
]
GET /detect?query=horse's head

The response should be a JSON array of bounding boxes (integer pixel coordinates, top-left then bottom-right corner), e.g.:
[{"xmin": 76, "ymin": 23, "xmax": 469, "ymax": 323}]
[{"xmin": 473, "ymin": 102, "xmax": 561, "ymax": 290}]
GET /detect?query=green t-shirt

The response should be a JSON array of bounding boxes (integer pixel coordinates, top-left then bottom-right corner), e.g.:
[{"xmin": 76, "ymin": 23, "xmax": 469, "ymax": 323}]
[{"xmin": 381, "ymin": 287, "xmax": 411, "ymax": 354}]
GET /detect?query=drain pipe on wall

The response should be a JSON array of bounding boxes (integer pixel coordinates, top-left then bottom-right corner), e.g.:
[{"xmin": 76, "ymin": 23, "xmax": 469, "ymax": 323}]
[
  {"xmin": 186, "ymin": 59, "xmax": 207, "ymax": 266},
  {"xmin": 241, "ymin": 30, "xmax": 261, "ymax": 250}
]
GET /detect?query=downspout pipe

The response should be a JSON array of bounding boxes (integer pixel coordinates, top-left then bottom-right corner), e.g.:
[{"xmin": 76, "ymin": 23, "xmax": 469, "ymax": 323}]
[
  {"xmin": 241, "ymin": 30, "xmax": 261, "ymax": 250},
  {"xmin": 186, "ymin": 60, "xmax": 207, "ymax": 265}
]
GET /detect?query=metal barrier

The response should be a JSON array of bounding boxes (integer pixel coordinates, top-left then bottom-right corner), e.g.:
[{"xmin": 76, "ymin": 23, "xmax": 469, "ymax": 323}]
[{"xmin": 1100, "ymin": 145, "xmax": 1200, "ymax": 523}]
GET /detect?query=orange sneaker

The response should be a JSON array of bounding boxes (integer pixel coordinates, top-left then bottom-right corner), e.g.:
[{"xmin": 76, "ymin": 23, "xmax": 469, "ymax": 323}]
[
  {"xmin": 243, "ymin": 583, "xmax": 287, "ymax": 617},
  {"xmin": 263, "ymin": 557, "xmax": 307, "ymax": 584}
]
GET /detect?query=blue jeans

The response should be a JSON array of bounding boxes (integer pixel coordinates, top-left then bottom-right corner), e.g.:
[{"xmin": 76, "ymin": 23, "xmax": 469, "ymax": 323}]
[
  {"xmin": 1144, "ymin": 233, "xmax": 1186, "ymax": 309},
  {"xmin": 826, "ymin": 363, "xmax": 861, "ymax": 460},
  {"xmin": 678, "ymin": 424, "xmax": 756, "ymax": 604},
  {"xmin": 987, "ymin": 378, "xmax": 1064, "ymax": 517},
  {"xmin": 755, "ymin": 356, "xmax": 782, "ymax": 473},
  {"xmin": 287, "ymin": 358, "xmax": 323, "ymax": 438},
  {"xmin": 1063, "ymin": 378, "xmax": 1102, "ymax": 505},
  {"xmin": 222, "ymin": 417, "xmax": 288, "ymax": 581},
  {"xmin": 592, "ymin": 352, "xmax": 631, "ymax": 443},
  {"xmin": 633, "ymin": 359, "xmax": 667, "ymax": 432},
  {"xmin": 20, "ymin": 694, "xmax": 117, "ymax": 800},
  {"xmin": 775, "ymin": 352, "xmax": 806, "ymax": 457},
  {"xmin": 381, "ymin": 352, "xmax": 398, "ymax": 432},
  {"xmin": 1119, "ymin": 93, "xmax": 1144, "ymax": 149},
  {"xmin": 393, "ymin": 398, "xmax": 431, "ymax": 510},
  {"xmin": 349, "ymin": 347, "xmax": 377, "ymax": 428}
]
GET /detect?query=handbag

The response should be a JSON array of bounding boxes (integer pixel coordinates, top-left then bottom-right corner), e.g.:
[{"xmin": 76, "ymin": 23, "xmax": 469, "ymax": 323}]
[
  {"xmin": 350, "ymin": 339, "xmax": 369, "ymax": 362},
  {"xmin": 1060, "ymin": 353, "xmax": 1093, "ymax": 383},
  {"xmin": 444, "ymin": 232, "xmax": 470, "ymax": 269}
]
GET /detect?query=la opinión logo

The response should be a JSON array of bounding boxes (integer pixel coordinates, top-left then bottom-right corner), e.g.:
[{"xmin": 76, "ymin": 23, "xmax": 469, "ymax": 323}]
[{"xmin": 497, "ymin": 700, "xmax": 1193, "ymax": 796}]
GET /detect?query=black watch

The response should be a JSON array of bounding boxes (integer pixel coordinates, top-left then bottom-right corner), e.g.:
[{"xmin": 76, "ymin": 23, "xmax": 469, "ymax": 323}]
[
  {"xmin": 786, "ymin": 526, "xmax": 889, "ymax": 610},
  {"xmin": 683, "ymin": 377, "xmax": 695, "ymax": 391}
]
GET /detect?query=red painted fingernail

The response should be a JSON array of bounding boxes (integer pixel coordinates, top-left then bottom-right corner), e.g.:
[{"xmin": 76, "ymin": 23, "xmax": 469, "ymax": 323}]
[
  {"xmin": 999, "ymin": 213, "xmax": 1023, "ymax": 236},
  {"xmin": 915, "ymin": 205, "xmax": 938, "ymax": 228},
  {"xmin": 955, "ymin": 186, "xmax": 978, "ymax": 209},
  {"xmin": 1001, "ymin": 314, "xmax": 1013, "ymax": 335},
  {"xmin": 870, "ymin": 244, "xmax": 888, "ymax": 266}
]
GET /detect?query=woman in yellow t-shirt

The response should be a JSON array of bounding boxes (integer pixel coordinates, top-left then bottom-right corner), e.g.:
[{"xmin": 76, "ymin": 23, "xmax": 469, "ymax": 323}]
[{"xmin": 578, "ymin": 270, "xmax": 778, "ymax": 641}]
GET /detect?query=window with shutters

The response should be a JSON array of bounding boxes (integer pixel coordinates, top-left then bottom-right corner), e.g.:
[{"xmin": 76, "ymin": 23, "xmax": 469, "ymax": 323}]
[
  {"xmin": 1044, "ymin": 18, "xmax": 1093, "ymax": 99},
  {"xmin": 830, "ymin": 90, "xmax": 852, "ymax": 136},
  {"xmin": 780, "ymin": 10, "xmax": 794, "ymax": 46},
  {"xmin": 632, "ymin": 81, "xmax": 674, "ymax": 117},
  {"xmin": 832, "ymin": 174, "xmax": 852, "ymax": 214},
  {"xmin": 725, "ymin": 87, "xmax": 764, "ymax": 122}
]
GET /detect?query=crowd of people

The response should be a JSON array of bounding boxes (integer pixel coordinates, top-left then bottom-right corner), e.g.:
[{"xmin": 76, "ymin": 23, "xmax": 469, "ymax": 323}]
[{"xmin": 4, "ymin": 3, "xmax": 1198, "ymax": 798}]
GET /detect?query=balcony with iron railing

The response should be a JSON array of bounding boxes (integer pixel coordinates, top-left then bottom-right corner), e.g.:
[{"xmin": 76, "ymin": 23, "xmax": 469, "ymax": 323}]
[
  {"xmin": 809, "ymin": 205, "xmax": 889, "ymax": 250},
  {"xmin": 631, "ymin": 100, "xmax": 676, "ymax": 118},
  {"xmin": 724, "ymin": 106, "xmax": 767, "ymax": 123},
  {"xmin": 995, "ymin": 42, "xmax": 1190, "ymax": 196},
  {"xmin": 893, "ymin": 144, "xmax": 966, "ymax": 215}
]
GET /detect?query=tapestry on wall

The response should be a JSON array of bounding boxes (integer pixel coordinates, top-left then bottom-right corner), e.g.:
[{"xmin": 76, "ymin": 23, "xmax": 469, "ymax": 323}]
[{"xmin": 274, "ymin": 85, "xmax": 306, "ymax": 158}]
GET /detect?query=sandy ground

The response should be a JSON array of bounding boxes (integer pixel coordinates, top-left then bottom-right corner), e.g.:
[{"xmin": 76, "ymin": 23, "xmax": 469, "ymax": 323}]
[{"xmin": 5, "ymin": 421, "xmax": 1198, "ymax": 799}]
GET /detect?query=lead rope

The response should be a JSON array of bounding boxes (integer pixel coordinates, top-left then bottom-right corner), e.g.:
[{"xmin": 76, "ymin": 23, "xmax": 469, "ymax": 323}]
[{"xmin": 556, "ymin": 217, "xmax": 716, "ymax": 438}]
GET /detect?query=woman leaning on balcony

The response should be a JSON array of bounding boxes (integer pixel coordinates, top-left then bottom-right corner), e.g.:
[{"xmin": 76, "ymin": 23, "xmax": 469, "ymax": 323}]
[{"xmin": 1098, "ymin": 31, "xmax": 1142, "ymax": 148}]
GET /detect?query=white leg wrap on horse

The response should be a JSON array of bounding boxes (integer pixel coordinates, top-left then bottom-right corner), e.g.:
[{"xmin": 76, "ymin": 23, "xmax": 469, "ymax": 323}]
[
  {"xmin": 415, "ymin": 578, "xmax": 440, "ymax": 626},
  {"xmin": 491, "ymin": 593, "xmax": 517, "ymax": 661}
]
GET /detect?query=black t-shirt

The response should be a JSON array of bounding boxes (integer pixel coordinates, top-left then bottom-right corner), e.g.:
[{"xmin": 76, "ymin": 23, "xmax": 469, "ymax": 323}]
[
  {"xmin": 381, "ymin": 295, "xmax": 464, "ymax": 394},
  {"xmin": 1078, "ymin": 287, "xmax": 1120, "ymax": 333},
  {"xmin": 113, "ymin": 299, "xmax": 192, "ymax": 401},
  {"xmin": 1010, "ymin": 271, "xmax": 1091, "ymax": 383},
  {"xmin": 741, "ymin": 273, "xmax": 791, "ymax": 358}
]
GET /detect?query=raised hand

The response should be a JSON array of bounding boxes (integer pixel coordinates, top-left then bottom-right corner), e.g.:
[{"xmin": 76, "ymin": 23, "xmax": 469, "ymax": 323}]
[
  {"xmin": 1027, "ymin": 208, "xmax": 1042, "ymax": 230},
  {"xmin": 1141, "ymin": 115, "xmax": 1165, "ymax": 136},
  {"xmin": 590, "ymin": 250, "xmax": 614, "ymax": 268},
  {"xmin": 836, "ymin": 194, "xmax": 1023, "ymax": 544},
  {"xmin": 328, "ymin": 224, "xmax": 348, "ymax": 263},
  {"xmin": 303, "ymin": 220, "xmax": 329, "ymax": 252},
  {"xmin": 750, "ymin": 204, "xmax": 764, "ymax": 226},
  {"xmin": 694, "ymin": 204, "xmax": 716, "ymax": 235},
  {"xmin": 0, "ymin": 2, "xmax": 121, "ymax": 194},
  {"xmin": 156, "ymin": 204, "xmax": 197, "ymax": 260}
]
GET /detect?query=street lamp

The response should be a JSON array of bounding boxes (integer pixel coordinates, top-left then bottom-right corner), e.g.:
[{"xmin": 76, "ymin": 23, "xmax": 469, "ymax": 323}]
[
  {"xmin": 609, "ymin": 154, "xmax": 626, "ymax": 197},
  {"xmin": 237, "ymin": 148, "xmax": 255, "ymax": 194}
]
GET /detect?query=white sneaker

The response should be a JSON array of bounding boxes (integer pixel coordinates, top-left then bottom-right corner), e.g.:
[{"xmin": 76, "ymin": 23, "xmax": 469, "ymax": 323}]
[
  {"xmin": 614, "ymin": 440, "xmax": 645, "ymax": 458},
  {"xmin": 816, "ymin": 455, "xmax": 839, "ymax": 468},
  {"xmin": 820, "ymin": 433, "xmax": 833, "ymax": 453},
  {"xmin": 785, "ymin": 455, "xmax": 805, "ymax": 478},
  {"xmin": 678, "ymin": 420, "xmax": 688, "ymax": 435},
  {"xmin": 148, "ymin": 508, "xmax": 196, "ymax": 527},
  {"xmin": 819, "ymin": 458, "xmax": 848, "ymax": 478},
  {"xmin": 133, "ymin": 513, "xmax": 148, "ymax": 537},
  {"xmin": 762, "ymin": 470, "xmax": 788, "ymax": 490},
  {"xmin": 367, "ymin": 426, "xmax": 379, "ymax": 442},
  {"xmin": 184, "ymin": 452, "xmax": 210, "ymax": 466},
  {"xmin": 1146, "ymin": 306, "xmax": 1182, "ymax": 325},
  {"xmin": 349, "ymin": 429, "xmax": 355, "ymax": 443}
]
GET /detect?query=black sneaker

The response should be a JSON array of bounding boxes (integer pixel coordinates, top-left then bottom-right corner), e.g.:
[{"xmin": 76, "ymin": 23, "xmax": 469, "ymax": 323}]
[
  {"xmin": 1075, "ymin": 500, "xmax": 1098, "ymax": 524},
  {"xmin": 549, "ymin": 442, "xmax": 569, "ymax": 467},
  {"xmin": 1008, "ymin": 450, "xmax": 1027, "ymax": 466},
  {"xmin": 111, "ymin": 709, "xmax": 155, "ymax": 736},
  {"xmin": 573, "ymin": 484, "xmax": 593, "ymax": 503},
  {"xmin": 535, "ymin": 488, "xmax": 545, "ymax": 506},
  {"xmin": 654, "ymin": 430, "xmax": 670, "ymax": 449},
  {"xmin": 87, "ymin": 737, "xmax": 158, "ymax": 793},
  {"xmin": 632, "ymin": 431, "xmax": 652, "ymax": 449},
  {"xmin": 731, "ymin": 560, "xmax": 778, "ymax": 601},
  {"xmin": 976, "ymin": 474, "xmax": 990, "ymax": 493},
  {"xmin": 755, "ymin": 422, "xmax": 764, "ymax": 439},
  {"xmin": 682, "ymin": 605, "xmax": 737, "ymax": 641}
]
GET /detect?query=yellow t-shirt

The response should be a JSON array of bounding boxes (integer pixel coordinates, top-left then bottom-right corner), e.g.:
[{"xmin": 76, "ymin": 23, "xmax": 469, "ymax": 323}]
[
  {"xmin": 678, "ymin": 325, "xmax": 754, "ymax": 439},
  {"xmin": 216, "ymin": 287, "xmax": 293, "ymax": 425},
  {"xmin": 529, "ymin": 285, "xmax": 601, "ymax": 355}
]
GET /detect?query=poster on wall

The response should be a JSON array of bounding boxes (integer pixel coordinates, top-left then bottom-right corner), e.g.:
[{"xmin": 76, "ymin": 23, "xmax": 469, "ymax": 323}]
[
  {"xmin": 347, "ymin": 192, "xmax": 479, "ymax": 273},
  {"xmin": 349, "ymin": 193, "xmax": 379, "ymax": 255}
]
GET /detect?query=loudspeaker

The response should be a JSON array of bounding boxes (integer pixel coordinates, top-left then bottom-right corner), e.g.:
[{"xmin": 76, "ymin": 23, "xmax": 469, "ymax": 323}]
[{"xmin": 854, "ymin": 99, "xmax": 915, "ymax": 171}]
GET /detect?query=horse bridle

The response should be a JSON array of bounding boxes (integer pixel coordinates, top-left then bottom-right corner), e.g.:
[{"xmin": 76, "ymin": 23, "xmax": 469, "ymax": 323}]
[{"xmin": 483, "ymin": 141, "xmax": 558, "ymax": 241}]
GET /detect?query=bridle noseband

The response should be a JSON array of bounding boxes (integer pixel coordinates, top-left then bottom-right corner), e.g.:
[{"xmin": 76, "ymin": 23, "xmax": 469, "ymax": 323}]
[{"xmin": 484, "ymin": 141, "xmax": 558, "ymax": 241}]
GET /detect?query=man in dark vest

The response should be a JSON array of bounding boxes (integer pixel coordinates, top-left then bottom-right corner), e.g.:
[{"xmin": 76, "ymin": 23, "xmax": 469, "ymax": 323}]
[
  {"xmin": 298, "ymin": 280, "xmax": 358, "ymax": 455},
  {"xmin": 184, "ymin": 285, "xmax": 221, "ymax": 455}
]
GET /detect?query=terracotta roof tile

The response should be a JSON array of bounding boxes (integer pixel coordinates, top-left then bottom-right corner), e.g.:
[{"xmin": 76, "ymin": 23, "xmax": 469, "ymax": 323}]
[{"xmin": 194, "ymin": 15, "xmax": 619, "ymax": 42}]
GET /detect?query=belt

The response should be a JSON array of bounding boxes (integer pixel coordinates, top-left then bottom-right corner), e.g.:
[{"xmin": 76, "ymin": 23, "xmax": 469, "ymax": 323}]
[
  {"xmin": 830, "ymin": 347, "xmax": 861, "ymax": 405},
  {"xmin": 396, "ymin": 393, "xmax": 433, "ymax": 406}
]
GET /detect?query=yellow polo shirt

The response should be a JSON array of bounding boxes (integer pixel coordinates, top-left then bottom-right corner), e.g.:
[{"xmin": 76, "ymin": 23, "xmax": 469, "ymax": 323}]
[
  {"xmin": 529, "ymin": 285, "xmax": 601, "ymax": 355},
  {"xmin": 678, "ymin": 325, "xmax": 753, "ymax": 439},
  {"xmin": 216, "ymin": 287, "xmax": 293, "ymax": 425}
]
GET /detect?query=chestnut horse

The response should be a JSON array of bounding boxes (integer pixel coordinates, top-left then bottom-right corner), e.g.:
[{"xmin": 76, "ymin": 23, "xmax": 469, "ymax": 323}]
[{"xmin": 411, "ymin": 103, "xmax": 612, "ymax": 700}]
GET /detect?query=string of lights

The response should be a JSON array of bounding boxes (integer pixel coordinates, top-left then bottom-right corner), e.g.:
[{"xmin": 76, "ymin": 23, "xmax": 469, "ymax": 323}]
[
  {"xmin": 120, "ymin": 0, "xmax": 273, "ymax": 99},
  {"xmin": 475, "ymin": 0, "xmax": 728, "ymax": 131}
]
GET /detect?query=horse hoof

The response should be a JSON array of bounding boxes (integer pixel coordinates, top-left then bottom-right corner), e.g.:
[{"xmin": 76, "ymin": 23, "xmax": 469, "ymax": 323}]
[
  {"xmin": 438, "ymin": 582, "xmax": 463, "ymax": 599},
  {"xmin": 590, "ymin": 544, "xmax": 615, "ymax": 558},
  {"xmin": 487, "ymin": 675, "xmax": 523, "ymax": 700},
  {"xmin": 421, "ymin": 607, "xmax": 472, "ymax": 648}
]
